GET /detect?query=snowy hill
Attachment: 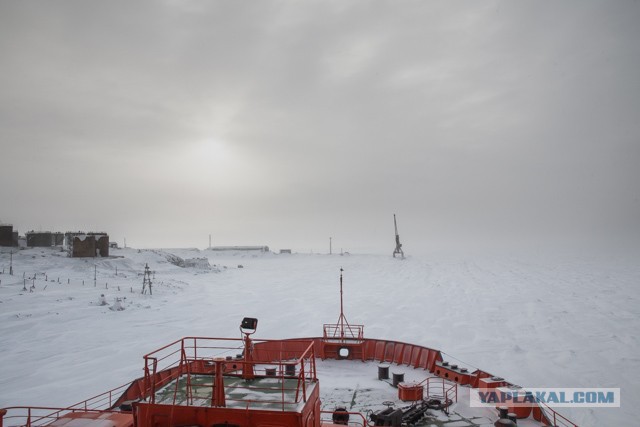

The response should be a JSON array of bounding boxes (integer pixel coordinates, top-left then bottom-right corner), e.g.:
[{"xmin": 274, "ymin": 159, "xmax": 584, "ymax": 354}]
[{"xmin": 0, "ymin": 246, "xmax": 638, "ymax": 426}]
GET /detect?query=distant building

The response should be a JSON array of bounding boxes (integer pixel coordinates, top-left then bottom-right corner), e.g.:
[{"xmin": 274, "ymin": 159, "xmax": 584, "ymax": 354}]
[
  {"xmin": 65, "ymin": 231, "xmax": 85, "ymax": 248},
  {"xmin": 279, "ymin": 249, "xmax": 292, "ymax": 254},
  {"xmin": 91, "ymin": 233, "xmax": 109, "ymax": 257},
  {"xmin": 0, "ymin": 225, "xmax": 13, "ymax": 247},
  {"xmin": 25, "ymin": 231, "xmax": 65, "ymax": 247},
  {"xmin": 72, "ymin": 235, "xmax": 95, "ymax": 257},
  {"xmin": 209, "ymin": 246, "xmax": 270, "ymax": 252},
  {"xmin": 26, "ymin": 231, "xmax": 53, "ymax": 247},
  {"xmin": 52, "ymin": 232, "xmax": 64, "ymax": 246},
  {"xmin": 70, "ymin": 232, "xmax": 110, "ymax": 257}
]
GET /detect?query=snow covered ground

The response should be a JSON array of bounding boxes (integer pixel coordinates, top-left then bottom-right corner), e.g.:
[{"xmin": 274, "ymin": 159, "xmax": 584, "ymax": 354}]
[{"xmin": 0, "ymin": 246, "xmax": 638, "ymax": 426}]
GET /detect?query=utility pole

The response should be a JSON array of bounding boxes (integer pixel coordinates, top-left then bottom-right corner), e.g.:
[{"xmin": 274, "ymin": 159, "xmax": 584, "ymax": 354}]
[
  {"xmin": 94, "ymin": 265, "xmax": 97, "ymax": 286},
  {"xmin": 392, "ymin": 214, "xmax": 405, "ymax": 259},
  {"xmin": 9, "ymin": 250, "xmax": 13, "ymax": 275},
  {"xmin": 209, "ymin": 234, "xmax": 211, "ymax": 249},
  {"xmin": 124, "ymin": 238, "xmax": 127, "ymax": 249},
  {"xmin": 329, "ymin": 237, "xmax": 332, "ymax": 255}
]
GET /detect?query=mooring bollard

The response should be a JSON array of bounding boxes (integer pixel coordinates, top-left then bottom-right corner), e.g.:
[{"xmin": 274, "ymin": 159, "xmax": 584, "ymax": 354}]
[
  {"xmin": 378, "ymin": 364, "xmax": 390, "ymax": 380},
  {"xmin": 392, "ymin": 372, "xmax": 405, "ymax": 387}
]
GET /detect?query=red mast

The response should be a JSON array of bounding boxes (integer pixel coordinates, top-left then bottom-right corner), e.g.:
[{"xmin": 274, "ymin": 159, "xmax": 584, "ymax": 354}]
[{"xmin": 336, "ymin": 268, "xmax": 350, "ymax": 339}]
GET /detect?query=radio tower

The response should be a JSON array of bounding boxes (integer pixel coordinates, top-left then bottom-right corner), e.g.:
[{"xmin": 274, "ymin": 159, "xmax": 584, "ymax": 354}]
[
  {"xmin": 141, "ymin": 263, "xmax": 152, "ymax": 295},
  {"xmin": 392, "ymin": 214, "xmax": 404, "ymax": 259}
]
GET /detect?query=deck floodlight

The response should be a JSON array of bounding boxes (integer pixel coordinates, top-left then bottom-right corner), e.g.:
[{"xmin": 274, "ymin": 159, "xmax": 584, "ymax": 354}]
[{"xmin": 240, "ymin": 317, "xmax": 258, "ymax": 333}]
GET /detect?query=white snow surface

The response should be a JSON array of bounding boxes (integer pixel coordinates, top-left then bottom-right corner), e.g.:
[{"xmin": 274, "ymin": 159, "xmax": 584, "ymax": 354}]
[{"xmin": 0, "ymin": 246, "xmax": 638, "ymax": 426}]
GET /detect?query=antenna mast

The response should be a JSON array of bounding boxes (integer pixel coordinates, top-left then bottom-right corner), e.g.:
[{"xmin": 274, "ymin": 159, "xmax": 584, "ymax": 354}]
[
  {"xmin": 141, "ymin": 263, "xmax": 153, "ymax": 295},
  {"xmin": 336, "ymin": 268, "xmax": 350, "ymax": 338},
  {"xmin": 393, "ymin": 214, "xmax": 405, "ymax": 259}
]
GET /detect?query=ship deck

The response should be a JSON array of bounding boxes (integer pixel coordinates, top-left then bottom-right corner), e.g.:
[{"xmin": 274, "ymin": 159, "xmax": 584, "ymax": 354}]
[
  {"xmin": 315, "ymin": 359, "xmax": 543, "ymax": 427},
  {"xmin": 152, "ymin": 359, "xmax": 546, "ymax": 425},
  {"xmin": 153, "ymin": 373, "xmax": 317, "ymax": 412}
]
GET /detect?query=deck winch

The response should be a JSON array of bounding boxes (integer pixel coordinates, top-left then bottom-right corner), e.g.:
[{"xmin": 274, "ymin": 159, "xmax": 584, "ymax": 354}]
[{"xmin": 370, "ymin": 398, "xmax": 453, "ymax": 427}]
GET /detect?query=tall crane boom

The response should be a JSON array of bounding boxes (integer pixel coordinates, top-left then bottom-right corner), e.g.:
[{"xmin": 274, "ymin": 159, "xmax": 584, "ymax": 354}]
[{"xmin": 393, "ymin": 214, "xmax": 404, "ymax": 259}]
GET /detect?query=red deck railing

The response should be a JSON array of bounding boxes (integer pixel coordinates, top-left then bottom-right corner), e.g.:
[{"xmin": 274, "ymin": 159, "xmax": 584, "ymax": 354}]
[
  {"xmin": 536, "ymin": 400, "xmax": 579, "ymax": 427},
  {"xmin": 422, "ymin": 377, "xmax": 458, "ymax": 405},
  {"xmin": 319, "ymin": 410, "xmax": 368, "ymax": 427},
  {"xmin": 67, "ymin": 383, "xmax": 132, "ymax": 411},
  {"xmin": 322, "ymin": 324, "xmax": 364, "ymax": 341},
  {"xmin": 0, "ymin": 336, "xmax": 580, "ymax": 427},
  {"xmin": 0, "ymin": 407, "xmax": 122, "ymax": 427},
  {"xmin": 142, "ymin": 337, "xmax": 317, "ymax": 411}
]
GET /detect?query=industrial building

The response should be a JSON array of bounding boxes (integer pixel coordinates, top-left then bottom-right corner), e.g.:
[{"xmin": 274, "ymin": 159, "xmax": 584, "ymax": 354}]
[
  {"xmin": 69, "ymin": 232, "xmax": 110, "ymax": 257},
  {"xmin": 26, "ymin": 231, "xmax": 53, "ymax": 247},
  {"xmin": 25, "ymin": 231, "xmax": 65, "ymax": 247},
  {"xmin": 52, "ymin": 232, "xmax": 64, "ymax": 246},
  {"xmin": 65, "ymin": 231, "xmax": 85, "ymax": 248},
  {"xmin": 0, "ymin": 225, "xmax": 14, "ymax": 247},
  {"xmin": 92, "ymin": 233, "xmax": 109, "ymax": 257},
  {"xmin": 209, "ymin": 246, "xmax": 270, "ymax": 252}
]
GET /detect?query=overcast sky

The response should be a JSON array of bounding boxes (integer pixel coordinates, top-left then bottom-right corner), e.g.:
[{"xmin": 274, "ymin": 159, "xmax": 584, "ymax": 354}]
[{"xmin": 1, "ymin": 0, "xmax": 639, "ymax": 253}]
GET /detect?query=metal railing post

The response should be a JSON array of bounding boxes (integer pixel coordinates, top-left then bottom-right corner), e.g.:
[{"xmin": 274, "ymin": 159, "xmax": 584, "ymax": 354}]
[
  {"xmin": 143, "ymin": 358, "xmax": 150, "ymax": 401},
  {"xmin": 301, "ymin": 363, "xmax": 307, "ymax": 402}
]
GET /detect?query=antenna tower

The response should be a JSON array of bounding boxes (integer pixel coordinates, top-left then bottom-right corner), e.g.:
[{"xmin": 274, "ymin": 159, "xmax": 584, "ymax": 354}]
[
  {"xmin": 392, "ymin": 214, "xmax": 404, "ymax": 259},
  {"xmin": 141, "ymin": 263, "xmax": 153, "ymax": 295},
  {"xmin": 335, "ymin": 268, "xmax": 352, "ymax": 339}
]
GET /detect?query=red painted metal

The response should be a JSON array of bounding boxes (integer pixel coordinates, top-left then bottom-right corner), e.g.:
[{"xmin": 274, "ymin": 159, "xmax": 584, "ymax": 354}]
[
  {"xmin": 433, "ymin": 362, "xmax": 472, "ymax": 385},
  {"xmin": 0, "ymin": 335, "xmax": 581, "ymax": 427},
  {"xmin": 420, "ymin": 377, "xmax": 458, "ymax": 405},
  {"xmin": 1, "ymin": 316, "xmax": 581, "ymax": 427},
  {"xmin": 398, "ymin": 383, "xmax": 424, "ymax": 401},
  {"xmin": 0, "ymin": 407, "xmax": 132, "ymax": 427},
  {"xmin": 478, "ymin": 376, "xmax": 507, "ymax": 389},
  {"xmin": 212, "ymin": 358, "xmax": 226, "ymax": 407},
  {"xmin": 133, "ymin": 387, "xmax": 320, "ymax": 427},
  {"xmin": 470, "ymin": 369, "xmax": 493, "ymax": 388},
  {"xmin": 319, "ymin": 410, "xmax": 367, "ymax": 427},
  {"xmin": 535, "ymin": 400, "xmax": 579, "ymax": 427},
  {"xmin": 131, "ymin": 336, "xmax": 321, "ymax": 427},
  {"xmin": 242, "ymin": 334, "xmax": 255, "ymax": 380}
]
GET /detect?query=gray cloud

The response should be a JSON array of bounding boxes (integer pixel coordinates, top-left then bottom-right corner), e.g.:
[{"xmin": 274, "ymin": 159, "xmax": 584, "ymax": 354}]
[{"xmin": 1, "ymin": 0, "xmax": 639, "ymax": 251}]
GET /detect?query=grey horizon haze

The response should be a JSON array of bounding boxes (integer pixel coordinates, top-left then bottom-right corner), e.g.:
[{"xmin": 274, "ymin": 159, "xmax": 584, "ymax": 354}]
[{"xmin": 1, "ymin": 0, "xmax": 639, "ymax": 253}]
